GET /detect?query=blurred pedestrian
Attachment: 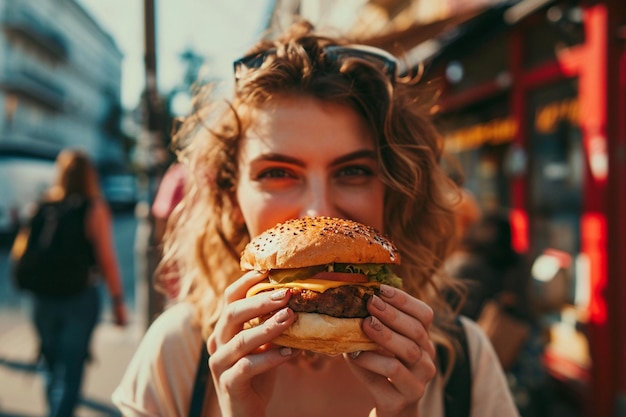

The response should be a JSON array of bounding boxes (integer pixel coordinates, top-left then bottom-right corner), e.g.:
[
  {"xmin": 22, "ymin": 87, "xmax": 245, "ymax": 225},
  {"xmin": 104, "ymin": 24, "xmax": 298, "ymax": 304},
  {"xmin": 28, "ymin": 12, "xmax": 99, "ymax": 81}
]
[
  {"xmin": 152, "ymin": 162, "xmax": 186, "ymax": 247},
  {"xmin": 10, "ymin": 149, "xmax": 128, "ymax": 417},
  {"xmin": 446, "ymin": 212, "xmax": 551, "ymax": 416},
  {"xmin": 151, "ymin": 162, "xmax": 187, "ymax": 301},
  {"xmin": 447, "ymin": 212, "xmax": 531, "ymax": 322}
]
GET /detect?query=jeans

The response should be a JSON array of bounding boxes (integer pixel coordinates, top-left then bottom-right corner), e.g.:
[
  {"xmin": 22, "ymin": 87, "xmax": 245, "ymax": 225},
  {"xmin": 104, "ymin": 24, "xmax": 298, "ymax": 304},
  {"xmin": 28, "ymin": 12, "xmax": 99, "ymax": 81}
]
[{"xmin": 32, "ymin": 285, "xmax": 101, "ymax": 417}]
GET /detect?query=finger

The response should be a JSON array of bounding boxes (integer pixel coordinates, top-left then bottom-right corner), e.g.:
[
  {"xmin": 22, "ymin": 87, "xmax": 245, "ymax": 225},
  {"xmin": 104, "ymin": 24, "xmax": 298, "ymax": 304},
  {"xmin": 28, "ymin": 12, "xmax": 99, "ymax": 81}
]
[
  {"xmin": 368, "ymin": 294, "xmax": 436, "ymax": 360},
  {"xmin": 344, "ymin": 351, "xmax": 434, "ymax": 408},
  {"xmin": 223, "ymin": 270, "xmax": 269, "ymax": 303},
  {"xmin": 362, "ymin": 315, "xmax": 425, "ymax": 366},
  {"xmin": 347, "ymin": 350, "xmax": 436, "ymax": 394},
  {"xmin": 210, "ymin": 288, "xmax": 293, "ymax": 350},
  {"xmin": 376, "ymin": 285, "xmax": 435, "ymax": 359},
  {"xmin": 379, "ymin": 285, "xmax": 434, "ymax": 330},
  {"xmin": 215, "ymin": 346, "xmax": 296, "ymax": 388},
  {"xmin": 343, "ymin": 352, "xmax": 402, "ymax": 409},
  {"xmin": 209, "ymin": 306, "xmax": 297, "ymax": 372}
]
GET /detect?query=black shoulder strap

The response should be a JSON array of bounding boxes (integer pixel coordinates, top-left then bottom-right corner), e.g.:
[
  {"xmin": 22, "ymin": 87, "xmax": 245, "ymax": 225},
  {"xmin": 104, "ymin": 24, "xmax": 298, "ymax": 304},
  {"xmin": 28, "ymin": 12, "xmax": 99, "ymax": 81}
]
[
  {"xmin": 437, "ymin": 317, "xmax": 472, "ymax": 417},
  {"xmin": 189, "ymin": 345, "xmax": 209, "ymax": 417}
]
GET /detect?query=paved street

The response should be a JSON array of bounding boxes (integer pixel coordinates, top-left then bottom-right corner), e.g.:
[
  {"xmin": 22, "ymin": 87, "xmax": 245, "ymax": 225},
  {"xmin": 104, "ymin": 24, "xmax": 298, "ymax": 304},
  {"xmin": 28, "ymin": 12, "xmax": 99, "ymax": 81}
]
[
  {"xmin": 0, "ymin": 307, "xmax": 143, "ymax": 417},
  {"xmin": 0, "ymin": 209, "xmax": 146, "ymax": 417}
]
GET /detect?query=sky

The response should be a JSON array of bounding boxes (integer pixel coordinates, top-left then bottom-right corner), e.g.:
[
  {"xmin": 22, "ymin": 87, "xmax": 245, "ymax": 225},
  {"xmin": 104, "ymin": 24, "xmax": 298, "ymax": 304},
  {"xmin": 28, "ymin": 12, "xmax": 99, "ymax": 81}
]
[{"xmin": 76, "ymin": 0, "xmax": 274, "ymax": 110}]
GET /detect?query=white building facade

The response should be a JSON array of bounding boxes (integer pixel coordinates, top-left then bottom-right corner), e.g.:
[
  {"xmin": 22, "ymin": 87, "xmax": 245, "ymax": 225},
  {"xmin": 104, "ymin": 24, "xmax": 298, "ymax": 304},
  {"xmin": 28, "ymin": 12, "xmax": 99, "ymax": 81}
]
[
  {"xmin": 0, "ymin": 0, "xmax": 127, "ymax": 234},
  {"xmin": 0, "ymin": 0, "xmax": 124, "ymax": 166}
]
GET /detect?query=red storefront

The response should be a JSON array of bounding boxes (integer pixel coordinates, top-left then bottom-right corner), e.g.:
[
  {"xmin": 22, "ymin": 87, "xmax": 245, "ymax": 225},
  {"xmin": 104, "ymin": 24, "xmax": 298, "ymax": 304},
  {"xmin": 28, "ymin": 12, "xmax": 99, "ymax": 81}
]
[{"xmin": 367, "ymin": 0, "xmax": 626, "ymax": 415}]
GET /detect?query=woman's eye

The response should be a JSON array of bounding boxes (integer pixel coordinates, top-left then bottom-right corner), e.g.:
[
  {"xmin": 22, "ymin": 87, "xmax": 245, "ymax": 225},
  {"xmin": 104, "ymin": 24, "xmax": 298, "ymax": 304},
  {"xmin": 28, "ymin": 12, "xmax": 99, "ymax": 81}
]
[
  {"xmin": 337, "ymin": 165, "xmax": 374, "ymax": 178},
  {"xmin": 256, "ymin": 167, "xmax": 295, "ymax": 179}
]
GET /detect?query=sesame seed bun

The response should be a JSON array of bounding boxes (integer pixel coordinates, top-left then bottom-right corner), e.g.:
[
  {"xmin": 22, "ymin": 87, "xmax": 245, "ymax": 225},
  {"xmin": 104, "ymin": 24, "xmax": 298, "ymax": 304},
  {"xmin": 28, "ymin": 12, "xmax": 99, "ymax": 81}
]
[{"xmin": 240, "ymin": 216, "xmax": 400, "ymax": 271}]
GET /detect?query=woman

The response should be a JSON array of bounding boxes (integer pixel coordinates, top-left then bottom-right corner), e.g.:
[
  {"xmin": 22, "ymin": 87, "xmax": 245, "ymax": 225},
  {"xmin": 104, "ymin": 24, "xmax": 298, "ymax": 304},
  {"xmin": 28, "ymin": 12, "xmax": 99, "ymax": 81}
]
[
  {"xmin": 447, "ymin": 212, "xmax": 549, "ymax": 416},
  {"xmin": 12, "ymin": 149, "xmax": 128, "ymax": 417},
  {"xmin": 113, "ymin": 22, "xmax": 518, "ymax": 417}
]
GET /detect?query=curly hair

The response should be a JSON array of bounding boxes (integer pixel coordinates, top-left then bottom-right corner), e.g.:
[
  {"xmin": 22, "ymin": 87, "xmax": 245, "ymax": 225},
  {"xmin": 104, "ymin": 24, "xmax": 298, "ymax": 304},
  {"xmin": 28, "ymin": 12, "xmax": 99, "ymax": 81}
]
[{"xmin": 160, "ymin": 20, "xmax": 463, "ymax": 372}]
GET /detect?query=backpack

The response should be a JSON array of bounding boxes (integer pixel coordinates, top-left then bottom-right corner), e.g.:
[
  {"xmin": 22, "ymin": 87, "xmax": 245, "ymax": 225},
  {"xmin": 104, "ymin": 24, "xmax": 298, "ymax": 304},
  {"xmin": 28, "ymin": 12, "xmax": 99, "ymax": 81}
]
[{"xmin": 12, "ymin": 196, "xmax": 96, "ymax": 296}]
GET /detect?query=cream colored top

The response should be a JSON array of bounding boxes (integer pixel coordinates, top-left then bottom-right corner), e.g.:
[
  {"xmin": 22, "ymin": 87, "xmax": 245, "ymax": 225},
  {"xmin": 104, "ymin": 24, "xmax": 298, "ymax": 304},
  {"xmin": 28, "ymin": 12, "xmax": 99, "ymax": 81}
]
[{"xmin": 113, "ymin": 302, "xmax": 519, "ymax": 417}]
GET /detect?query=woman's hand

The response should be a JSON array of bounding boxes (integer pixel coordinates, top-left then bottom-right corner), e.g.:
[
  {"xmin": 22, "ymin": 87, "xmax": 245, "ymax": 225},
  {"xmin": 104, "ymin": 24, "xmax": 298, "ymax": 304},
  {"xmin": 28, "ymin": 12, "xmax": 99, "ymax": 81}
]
[
  {"xmin": 207, "ymin": 271, "xmax": 298, "ymax": 417},
  {"xmin": 345, "ymin": 284, "xmax": 437, "ymax": 417},
  {"xmin": 112, "ymin": 299, "xmax": 128, "ymax": 327}
]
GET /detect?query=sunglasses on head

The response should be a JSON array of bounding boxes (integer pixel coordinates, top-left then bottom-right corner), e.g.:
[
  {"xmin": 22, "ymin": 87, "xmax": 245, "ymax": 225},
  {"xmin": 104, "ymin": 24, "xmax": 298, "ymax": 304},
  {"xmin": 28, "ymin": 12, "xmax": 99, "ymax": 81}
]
[{"xmin": 233, "ymin": 44, "xmax": 398, "ymax": 83}]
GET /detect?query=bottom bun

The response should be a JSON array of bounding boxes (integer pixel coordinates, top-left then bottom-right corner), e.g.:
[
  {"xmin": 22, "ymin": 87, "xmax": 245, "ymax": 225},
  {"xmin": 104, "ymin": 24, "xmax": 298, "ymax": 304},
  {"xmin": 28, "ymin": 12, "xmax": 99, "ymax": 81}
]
[{"xmin": 272, "ymin": 312, "xmax": 377, "ymax": 355}]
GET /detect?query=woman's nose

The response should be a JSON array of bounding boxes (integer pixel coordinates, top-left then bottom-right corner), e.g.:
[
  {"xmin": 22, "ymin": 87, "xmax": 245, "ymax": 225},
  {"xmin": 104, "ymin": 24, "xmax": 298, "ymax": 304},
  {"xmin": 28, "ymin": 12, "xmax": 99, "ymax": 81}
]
[{"xmin": 299, "ymin": 180, "xmax": 339, "ymax": 218}]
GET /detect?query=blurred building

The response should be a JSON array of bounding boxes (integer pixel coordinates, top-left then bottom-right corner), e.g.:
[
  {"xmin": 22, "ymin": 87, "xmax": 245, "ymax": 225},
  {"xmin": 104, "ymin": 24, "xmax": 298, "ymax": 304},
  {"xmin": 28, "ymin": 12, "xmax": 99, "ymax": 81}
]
[
  {"xmin": 271, "ymin": 1, "xmax": 626, "ymax": 416},
  {"xmin": 0, "ymin": 0, "xmax": 129, "ymax": 233}
]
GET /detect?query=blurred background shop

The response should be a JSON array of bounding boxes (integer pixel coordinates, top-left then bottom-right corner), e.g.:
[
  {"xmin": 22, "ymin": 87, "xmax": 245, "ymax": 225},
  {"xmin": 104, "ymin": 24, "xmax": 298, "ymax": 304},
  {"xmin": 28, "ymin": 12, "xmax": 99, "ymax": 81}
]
[{"xmin": 270, "ymin": 0, "xmax": 625, "ymax": 416}]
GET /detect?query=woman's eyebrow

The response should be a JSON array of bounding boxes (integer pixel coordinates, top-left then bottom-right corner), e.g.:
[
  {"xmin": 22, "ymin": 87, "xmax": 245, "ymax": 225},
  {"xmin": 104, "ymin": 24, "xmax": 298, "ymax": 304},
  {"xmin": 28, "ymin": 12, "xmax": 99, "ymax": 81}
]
[
  {"xmin": 251, "ymin": 149, "xmax": 377, "ymax": 167},
  {"xmin": 331, "ymin": 149, "xmax": 377, "ymax": 166},
  {"xmin": 252, "ymin": 153, "xmax": 306, "ymax": 167}
]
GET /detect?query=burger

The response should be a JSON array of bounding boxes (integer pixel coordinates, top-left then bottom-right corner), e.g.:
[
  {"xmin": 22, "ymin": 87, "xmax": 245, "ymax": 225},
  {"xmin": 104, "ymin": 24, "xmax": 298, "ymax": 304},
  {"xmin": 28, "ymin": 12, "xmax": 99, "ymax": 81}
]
[{"xmin": 241, "ymin": 216, "xmax": 403, "ymax": 355}]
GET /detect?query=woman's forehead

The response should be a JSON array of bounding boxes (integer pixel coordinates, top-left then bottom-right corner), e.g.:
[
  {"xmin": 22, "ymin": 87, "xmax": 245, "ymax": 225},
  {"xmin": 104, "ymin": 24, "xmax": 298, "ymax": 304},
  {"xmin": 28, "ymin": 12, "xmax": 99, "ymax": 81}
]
[{"xmin": 240, "ymin": 96, "xmax": 374, "ymax": 154}]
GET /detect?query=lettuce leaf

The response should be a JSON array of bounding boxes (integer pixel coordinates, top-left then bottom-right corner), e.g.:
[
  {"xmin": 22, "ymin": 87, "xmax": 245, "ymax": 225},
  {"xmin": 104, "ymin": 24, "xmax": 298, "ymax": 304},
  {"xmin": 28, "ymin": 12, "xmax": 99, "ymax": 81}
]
[{"xmin": 335, "ymin": 263, "xmax": 403, "ymax": 288}]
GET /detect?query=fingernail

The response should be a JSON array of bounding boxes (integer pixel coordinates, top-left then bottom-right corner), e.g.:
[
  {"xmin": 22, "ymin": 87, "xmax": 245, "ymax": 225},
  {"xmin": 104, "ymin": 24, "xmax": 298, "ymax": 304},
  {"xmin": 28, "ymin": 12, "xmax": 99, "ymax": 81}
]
[
  {"xmin": 368, "ymin": 316, "xmax": 383, "ymax": 331},
  {"xmin": 271, "ymin": 288, "xmax": 288, "ymax": 300},
  {"xmin": 280, "ymin": 347, "xmax": 293, "ymax": 356},
  {"xmin": 371, "ymin": 295, "xmax": 386, "ymax": 311},
  {"xmin": 380, "ymin": 284, "xmax": 394, "ymax": 298},
  {"xmin": 349, "ymin": 350, "xmax": 361, "ymax": 359},
  {"xmin": 274, "ymin": 307, "xmax": 290, "ymax": 323}
]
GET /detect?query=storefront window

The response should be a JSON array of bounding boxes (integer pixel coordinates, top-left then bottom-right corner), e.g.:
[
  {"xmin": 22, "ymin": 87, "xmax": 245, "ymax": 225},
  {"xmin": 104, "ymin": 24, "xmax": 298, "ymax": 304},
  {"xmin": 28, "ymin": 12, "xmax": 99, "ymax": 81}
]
[
  {"xmin": 527, "ymin": 78, "xmax": 590, "ymax": 386},
  {"xmin": 528, "ymin": 79, "xmax": 582, "ymax": 259}
]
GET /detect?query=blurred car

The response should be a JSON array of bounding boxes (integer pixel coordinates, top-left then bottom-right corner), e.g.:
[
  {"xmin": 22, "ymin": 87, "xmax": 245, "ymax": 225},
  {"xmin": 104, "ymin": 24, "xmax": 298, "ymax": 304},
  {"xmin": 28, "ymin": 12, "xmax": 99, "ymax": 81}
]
[{"xmin": 101, "ymin": 174, "xmax": 138, "ymax": 211}]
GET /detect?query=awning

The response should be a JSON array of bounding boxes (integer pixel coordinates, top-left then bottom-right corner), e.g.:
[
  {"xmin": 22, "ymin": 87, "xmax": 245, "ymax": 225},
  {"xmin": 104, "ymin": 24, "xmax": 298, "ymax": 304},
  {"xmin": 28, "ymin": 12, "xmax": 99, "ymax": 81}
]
[
  {"xmin": 359, "ymin": 7, "xmax": 486, "ymax": 57},
  {"xmin": 357, "ymin": 0, "xmax": 558, "ymax": 74}
]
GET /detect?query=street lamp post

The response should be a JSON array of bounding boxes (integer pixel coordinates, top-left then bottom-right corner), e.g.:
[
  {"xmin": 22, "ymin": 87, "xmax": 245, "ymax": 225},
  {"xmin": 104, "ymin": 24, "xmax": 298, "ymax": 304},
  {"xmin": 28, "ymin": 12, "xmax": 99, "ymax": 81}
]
[{"xmin": 135, "ymin": 0, "xmax": 167, "ymax": 330}]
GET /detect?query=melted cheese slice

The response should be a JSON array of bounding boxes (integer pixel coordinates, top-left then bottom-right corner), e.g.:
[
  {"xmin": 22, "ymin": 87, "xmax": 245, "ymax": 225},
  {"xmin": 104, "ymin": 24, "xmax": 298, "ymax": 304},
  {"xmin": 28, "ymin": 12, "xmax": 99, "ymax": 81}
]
[{"xmin": 246, "ymin": 279, "xmax": 380, "ymax": 298}]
